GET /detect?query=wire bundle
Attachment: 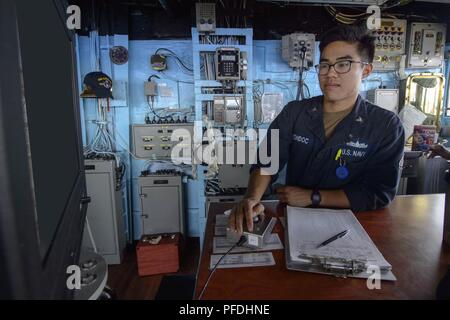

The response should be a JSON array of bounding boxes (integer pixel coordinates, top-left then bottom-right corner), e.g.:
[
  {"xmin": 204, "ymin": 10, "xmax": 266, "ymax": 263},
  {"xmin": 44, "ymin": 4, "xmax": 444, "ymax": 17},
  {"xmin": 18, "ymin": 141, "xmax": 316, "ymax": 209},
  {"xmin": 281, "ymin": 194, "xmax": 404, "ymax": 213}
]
[
  {"xmin": 324, "ymin": 6, "xmax": 368, "ymax": 25},
  {"xmin": 155, "ymin": 48, "xmax": 196, "ymax": 75},
  {"xmin": 84, "ymin": 99, "xmax": 120, "ymax": 164}
]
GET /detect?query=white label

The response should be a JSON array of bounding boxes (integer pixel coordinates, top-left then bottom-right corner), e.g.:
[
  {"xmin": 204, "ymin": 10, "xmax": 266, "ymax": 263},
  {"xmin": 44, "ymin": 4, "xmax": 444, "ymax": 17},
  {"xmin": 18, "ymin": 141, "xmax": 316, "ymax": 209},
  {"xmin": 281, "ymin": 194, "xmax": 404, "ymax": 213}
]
[{"xmin": 247, "ymin": 234, "xmax": 258, "ymax": 247}]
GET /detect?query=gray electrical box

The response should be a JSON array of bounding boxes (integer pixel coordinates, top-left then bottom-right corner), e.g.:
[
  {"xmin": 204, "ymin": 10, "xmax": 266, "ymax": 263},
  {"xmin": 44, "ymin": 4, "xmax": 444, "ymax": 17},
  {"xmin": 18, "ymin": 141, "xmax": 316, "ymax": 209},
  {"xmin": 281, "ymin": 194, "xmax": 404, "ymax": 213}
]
[
  {"xmin": 281, "ymin": 33, "xmax": 315, "ymax": 69},
  {"xmin": 82, "ymin": 159, "xmax": 126, "ymax": 265},
  {"xmin": 217, "ymin": 164, "xmax": 251, "ymax": 189},
  {"xmin": 131, "ymin": 123, "xmax": 194, "ymax": 160},
  {"xmin": 367, "ymin": 88, "xmax": 399, "ymax": 113},
  {"xmin": 196, "ymin": 2, "xmax": 216, "ymax": 33},
  {"xmin": 406, "ymin": 23, "xmax": 447, "ymax": 68},
  {"xmin": 139, "ymin": 174, "xmax": 185, "ymax": 237},
  {"xmin": 216, "ymin": 139, "xmax": 256, "ymax": 188},
  {"xmin": 213, "ymin": 95, "xmax": 244, "ymax": 126}
]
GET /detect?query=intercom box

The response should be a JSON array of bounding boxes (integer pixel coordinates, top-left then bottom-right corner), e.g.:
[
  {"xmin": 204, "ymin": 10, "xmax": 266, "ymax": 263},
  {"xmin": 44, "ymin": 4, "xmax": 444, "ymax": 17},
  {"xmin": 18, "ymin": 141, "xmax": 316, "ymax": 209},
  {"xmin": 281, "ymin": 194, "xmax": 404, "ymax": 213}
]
[
  {"xmin": 215, "ymin": 47, "xmax": 241, "ymax": 80},
  {"xmin": 196, "ymin": 2, "xmax": 216, "ymax": 33},
  {"xmin": 136, "ymin": 233, "xmax": 181, "ymax": 276}
]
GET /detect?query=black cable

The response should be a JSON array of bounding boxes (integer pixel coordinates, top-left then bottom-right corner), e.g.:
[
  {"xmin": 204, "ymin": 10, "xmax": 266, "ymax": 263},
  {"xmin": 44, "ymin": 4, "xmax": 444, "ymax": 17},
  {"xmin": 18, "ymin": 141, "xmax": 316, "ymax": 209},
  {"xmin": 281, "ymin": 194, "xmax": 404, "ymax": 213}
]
[
  {"xmin": 197, "ymin": 236, "xmax": 247, "ymax": 300},
  {"xmin": 155, "ymin": 48, "xmax": 195, "ymax": 72},
  {"xmin": 147, "ymin": 97, "xmax": 170, "ymax": 119},
  {"xmin": 295, "ymin": 67, "xmax": 303, "ymax": 100},
  {"xmin": 296, "ymin": 47, "xmax": 308, "ymax": 101},
  {"xmin": 148, "ymin": 74, "xmax": 160, "ymax": 82},
  {"xmin": 304, "ymin": 83, "xmax": 311, "ymax": 99}
]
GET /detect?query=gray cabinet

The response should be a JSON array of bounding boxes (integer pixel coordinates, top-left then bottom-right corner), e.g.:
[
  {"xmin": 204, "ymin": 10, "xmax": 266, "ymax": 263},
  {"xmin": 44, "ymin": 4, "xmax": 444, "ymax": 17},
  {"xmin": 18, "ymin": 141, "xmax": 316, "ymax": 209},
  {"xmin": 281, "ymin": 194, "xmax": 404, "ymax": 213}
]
[
  {"xmin": 82, "ymin": 160, "xmax": 126, "ymax": 265},
  {"xmin": 139, "ymin": 175, "xmax": 185, "ymax": 237}
]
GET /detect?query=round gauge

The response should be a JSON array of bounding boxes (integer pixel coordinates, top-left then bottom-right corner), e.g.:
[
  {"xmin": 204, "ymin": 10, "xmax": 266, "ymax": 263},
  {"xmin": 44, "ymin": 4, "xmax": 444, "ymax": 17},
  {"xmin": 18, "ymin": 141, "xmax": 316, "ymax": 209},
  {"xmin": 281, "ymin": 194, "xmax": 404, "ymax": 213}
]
[{"xmin": 109, "ymin": 46, "xmax": 128, "ymax": 65}]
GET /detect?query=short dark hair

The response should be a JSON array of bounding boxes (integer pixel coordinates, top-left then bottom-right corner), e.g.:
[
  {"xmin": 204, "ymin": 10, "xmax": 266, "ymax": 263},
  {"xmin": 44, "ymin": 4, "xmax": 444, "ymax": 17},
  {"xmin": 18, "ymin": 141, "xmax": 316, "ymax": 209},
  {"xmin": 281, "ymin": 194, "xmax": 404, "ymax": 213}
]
[{"xmin": 319, "ymin": 24, "xmax": 375, "ymax": 63}]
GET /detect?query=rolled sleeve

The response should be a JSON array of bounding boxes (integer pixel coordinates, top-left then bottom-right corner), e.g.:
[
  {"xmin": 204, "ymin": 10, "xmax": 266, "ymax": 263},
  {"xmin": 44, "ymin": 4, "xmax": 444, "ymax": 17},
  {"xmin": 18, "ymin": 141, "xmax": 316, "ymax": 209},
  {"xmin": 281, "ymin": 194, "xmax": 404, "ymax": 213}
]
[{"xmin": 343, "ymin": 116, "xmax": 405, "ymax": 212}]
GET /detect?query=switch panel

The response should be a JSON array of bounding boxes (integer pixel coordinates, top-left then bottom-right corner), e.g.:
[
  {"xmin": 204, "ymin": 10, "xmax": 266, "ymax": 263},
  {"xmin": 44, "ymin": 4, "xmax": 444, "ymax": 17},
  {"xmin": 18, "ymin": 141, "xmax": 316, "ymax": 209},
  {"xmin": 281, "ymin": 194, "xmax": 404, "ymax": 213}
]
[
  {"xmin": 406, "ymin": 23, "xmax": 446, "ymax": 68},
  {"xmin": 281, "ymin": 33, "xmax": 315, "ymax": 69},
  {"xmin": 371, "ymin": 19, "xmax": 407, "ymax": 71},
  {"xmin": 132, "ymin": 123, "xmax": 194, "ymax": 160}
]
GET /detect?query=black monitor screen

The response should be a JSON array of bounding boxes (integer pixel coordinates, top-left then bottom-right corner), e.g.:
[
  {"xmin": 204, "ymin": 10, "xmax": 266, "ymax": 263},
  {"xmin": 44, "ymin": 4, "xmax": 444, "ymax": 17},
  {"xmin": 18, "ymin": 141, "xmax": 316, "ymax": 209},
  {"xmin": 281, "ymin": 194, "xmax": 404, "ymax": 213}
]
[{"xmin": 17, "ymin": 0, "xmax": 81, "ymax": 260}]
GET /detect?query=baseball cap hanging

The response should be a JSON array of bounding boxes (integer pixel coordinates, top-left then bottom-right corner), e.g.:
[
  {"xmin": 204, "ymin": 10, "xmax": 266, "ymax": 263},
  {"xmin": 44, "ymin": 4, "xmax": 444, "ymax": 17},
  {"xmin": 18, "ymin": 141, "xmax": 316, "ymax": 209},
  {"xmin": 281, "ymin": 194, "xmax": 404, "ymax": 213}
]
[{"xmin": 80, "ymin": 71, "xmax": 113, "ymax": 99}]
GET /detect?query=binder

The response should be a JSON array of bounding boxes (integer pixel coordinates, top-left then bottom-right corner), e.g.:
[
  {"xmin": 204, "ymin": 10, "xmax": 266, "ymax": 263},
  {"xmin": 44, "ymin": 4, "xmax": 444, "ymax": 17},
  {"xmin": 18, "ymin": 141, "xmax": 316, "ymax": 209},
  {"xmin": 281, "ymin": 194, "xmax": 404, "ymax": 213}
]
[{"xmin": 284, "ymin": 206, "xmax": 396, "ymax": 281}]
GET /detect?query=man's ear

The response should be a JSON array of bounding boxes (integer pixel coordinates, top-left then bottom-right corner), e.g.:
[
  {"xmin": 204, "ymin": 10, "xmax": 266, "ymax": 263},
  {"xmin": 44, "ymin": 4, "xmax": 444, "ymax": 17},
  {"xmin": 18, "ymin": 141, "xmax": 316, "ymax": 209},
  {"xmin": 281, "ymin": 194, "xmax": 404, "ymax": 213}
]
[{"xmin": 362, "ymin": 63, "xmax": 373, "ymax": 79}]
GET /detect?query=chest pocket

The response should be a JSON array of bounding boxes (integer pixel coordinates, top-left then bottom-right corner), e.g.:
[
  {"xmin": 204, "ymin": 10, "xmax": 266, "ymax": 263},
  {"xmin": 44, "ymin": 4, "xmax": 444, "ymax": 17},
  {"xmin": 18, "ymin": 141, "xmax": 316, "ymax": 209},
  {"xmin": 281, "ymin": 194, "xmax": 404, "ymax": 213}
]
[{"xmin": 290, "ymin": 131, "xmax": 315, "ymax": 168}]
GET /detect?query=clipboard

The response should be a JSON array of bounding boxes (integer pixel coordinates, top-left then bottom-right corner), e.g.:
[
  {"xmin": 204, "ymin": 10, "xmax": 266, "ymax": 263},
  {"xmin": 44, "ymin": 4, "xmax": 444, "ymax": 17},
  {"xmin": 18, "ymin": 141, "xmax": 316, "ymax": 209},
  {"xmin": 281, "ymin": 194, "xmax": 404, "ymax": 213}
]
[{"xmin": 284, "ymin": 206, "xmax": 396, "ymax": 281}]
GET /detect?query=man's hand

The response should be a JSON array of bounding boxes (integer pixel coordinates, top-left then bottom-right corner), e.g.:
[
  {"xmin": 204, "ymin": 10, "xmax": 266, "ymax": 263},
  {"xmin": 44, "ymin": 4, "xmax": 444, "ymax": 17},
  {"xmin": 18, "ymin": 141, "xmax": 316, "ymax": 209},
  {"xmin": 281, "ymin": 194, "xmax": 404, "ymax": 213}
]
[
  {"xmin": 427, "ymin": 144, "xmax": 450, "ymax": 160},
  {"xmin": 276, "ymin": 186, "xmax": 312, "ymax": 207},
  {"xmin": 228, "ymin": 198, "xmax": 265, "ymax": 234}
]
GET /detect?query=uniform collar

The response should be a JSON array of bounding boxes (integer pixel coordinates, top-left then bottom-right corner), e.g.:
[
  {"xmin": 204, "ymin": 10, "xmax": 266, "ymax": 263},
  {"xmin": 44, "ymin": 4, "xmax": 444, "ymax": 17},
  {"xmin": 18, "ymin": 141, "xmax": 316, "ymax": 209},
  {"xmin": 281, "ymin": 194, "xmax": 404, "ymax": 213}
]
[{"xmin": 305, "ymin": 94, "xmax": 367, "ymax": 143}]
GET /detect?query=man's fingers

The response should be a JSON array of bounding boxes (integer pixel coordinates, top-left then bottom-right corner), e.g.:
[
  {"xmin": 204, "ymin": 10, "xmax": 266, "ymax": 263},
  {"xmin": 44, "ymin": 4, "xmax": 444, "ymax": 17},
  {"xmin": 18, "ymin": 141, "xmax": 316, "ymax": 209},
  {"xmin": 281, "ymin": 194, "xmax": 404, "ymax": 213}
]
[
  {"xmin": 228, "ymin": 208, "xmax": 236, "ymax": 230},
  {"xmin": 236, "ymin": 206, "xmax": 244, "ymax": 234},
  {"xmin": 277, "ymin": 193, "xmax": 287, "ymax": 202},
  {"xmin": 254, "ymin": 203, "xmax": 265, "ymax": 215},
  {"xmin": 428, "ymin": 151, "xmax": 438, "ymax": 159},
  {"xmin": 243, "ymin": 202, "xmax": 254, "ymax": 232}
]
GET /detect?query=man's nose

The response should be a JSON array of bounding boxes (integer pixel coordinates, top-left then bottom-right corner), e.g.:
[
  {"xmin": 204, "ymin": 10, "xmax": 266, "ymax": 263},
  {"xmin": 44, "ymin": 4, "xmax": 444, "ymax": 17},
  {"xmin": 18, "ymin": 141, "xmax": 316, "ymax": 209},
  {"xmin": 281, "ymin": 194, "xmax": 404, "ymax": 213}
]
[{"xmin": 326, "ymin": 65, "xmax": 339, "ymax": 77}]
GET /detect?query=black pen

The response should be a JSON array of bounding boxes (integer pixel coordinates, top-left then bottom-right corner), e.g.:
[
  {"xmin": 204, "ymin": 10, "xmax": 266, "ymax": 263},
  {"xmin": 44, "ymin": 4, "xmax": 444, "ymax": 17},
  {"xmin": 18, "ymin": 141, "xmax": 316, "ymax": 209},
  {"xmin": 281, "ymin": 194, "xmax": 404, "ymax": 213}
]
[{"xmin": 317, "ymin": 230, "xmax": 349, "ymax": 249}]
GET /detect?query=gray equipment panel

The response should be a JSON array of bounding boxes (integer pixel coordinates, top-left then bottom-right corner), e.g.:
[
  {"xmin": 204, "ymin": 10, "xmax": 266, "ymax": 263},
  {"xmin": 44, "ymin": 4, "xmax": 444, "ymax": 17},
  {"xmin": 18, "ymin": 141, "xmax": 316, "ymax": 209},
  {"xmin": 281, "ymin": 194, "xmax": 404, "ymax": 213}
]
[
  {"xmin": 406, "ymin": 23, "xmax": 447, "ymax": 68},
  {"xmin": 139, "ymin": 175, "xmax": 185, "ymax": 237},
  {"xmin": 132, "ymin": 123, "xmax": 194, "ymax": 160},
  {"xmin": 281, "ymin": 33, "xmax": 315, "ymax": 69},
  {"xmin": 82, "ymin": 159, "xmax": 126, "ymax": 265},
  {"xmin": 366, "ymin": 89, "xmax": 399, "ymax": 113},
  {"xmin": 217, "ymin": 164, "xmax": 251, "ymax": 189}
]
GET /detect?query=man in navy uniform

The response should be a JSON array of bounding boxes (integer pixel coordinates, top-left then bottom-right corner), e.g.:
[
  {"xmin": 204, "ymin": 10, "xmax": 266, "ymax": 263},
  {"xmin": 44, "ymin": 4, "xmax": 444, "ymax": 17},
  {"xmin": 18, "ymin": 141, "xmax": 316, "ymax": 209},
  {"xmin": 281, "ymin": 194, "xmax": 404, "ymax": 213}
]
[{"xmin": 229, "ymin": 25, "xmax": 405, "ymax": 233}]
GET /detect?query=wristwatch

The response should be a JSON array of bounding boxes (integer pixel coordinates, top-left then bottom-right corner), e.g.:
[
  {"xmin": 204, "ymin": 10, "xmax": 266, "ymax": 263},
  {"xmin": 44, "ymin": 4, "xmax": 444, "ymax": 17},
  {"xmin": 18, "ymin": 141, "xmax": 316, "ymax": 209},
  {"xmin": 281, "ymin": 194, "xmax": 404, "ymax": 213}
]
[{"xmin": 311, "ymin": 189, "xmax": 321, "ymax": 207}]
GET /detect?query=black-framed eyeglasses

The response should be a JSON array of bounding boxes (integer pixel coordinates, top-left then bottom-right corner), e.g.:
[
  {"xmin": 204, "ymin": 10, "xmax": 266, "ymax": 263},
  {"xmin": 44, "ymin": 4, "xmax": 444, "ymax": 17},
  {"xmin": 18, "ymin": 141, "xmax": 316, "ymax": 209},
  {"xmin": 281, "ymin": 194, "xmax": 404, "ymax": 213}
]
[{"xmin": 315, "ymin": 60, "xmax": 369, "ymax": 75}]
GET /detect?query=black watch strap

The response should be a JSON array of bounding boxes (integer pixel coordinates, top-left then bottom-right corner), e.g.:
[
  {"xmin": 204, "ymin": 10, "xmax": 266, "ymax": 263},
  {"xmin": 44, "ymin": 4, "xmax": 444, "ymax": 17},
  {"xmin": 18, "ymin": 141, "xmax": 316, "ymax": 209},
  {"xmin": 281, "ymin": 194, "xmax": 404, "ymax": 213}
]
[{"xmin": 311, "ymin": 189, "xmax": 321, "ymax": 207}]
